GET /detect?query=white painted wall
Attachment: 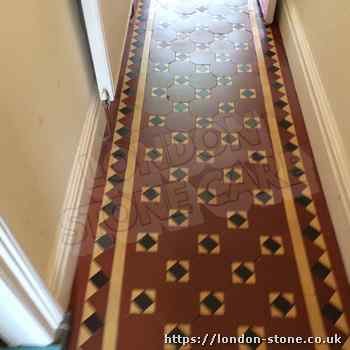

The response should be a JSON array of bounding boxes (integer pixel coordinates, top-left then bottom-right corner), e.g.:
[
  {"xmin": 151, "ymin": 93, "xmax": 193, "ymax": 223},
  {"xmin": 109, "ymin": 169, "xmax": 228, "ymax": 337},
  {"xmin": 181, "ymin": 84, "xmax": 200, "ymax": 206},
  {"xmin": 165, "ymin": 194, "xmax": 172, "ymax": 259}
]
[
  {"xmin": 278, "ymin": 0, "xmax": 350, "ymax": 163},
  {"xmin": 0, "ymin": 1, "xmax": 96, "ymax": 285},
  {"xmin": 278, "ymin": 0, "xmax": 350, "ymax": 278}
]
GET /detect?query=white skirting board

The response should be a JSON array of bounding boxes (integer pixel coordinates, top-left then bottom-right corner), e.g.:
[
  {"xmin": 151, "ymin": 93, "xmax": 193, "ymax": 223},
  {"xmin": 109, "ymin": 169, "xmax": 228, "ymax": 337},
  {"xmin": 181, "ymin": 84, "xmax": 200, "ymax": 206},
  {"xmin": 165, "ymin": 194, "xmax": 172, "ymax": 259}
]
[
  {"xmin": 48, "ymin": 95, "xmax": 106, "ymax": 309},
  {"xmin": 278, "ymin": 1, "xmax": 350, "ymax": 279}
]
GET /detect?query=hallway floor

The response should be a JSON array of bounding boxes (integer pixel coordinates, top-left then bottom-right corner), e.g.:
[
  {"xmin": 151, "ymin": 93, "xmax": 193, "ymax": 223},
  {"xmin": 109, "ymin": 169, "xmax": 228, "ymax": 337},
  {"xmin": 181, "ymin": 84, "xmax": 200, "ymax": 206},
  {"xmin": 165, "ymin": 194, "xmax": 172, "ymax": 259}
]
[{"xmin": 69, "ymin": 0, "xmax": 350, "ymax": 348}]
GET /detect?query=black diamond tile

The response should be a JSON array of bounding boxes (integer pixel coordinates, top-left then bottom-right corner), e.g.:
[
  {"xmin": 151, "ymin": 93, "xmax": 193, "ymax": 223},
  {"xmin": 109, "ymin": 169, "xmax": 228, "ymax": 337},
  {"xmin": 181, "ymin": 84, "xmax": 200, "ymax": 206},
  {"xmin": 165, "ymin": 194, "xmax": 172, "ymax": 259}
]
[
  {"xmin": 312, "ymin": 262, "xmax": 330, "ymax": 280},
  {"xmin": 168, "ymin": 327, "xmax": 186, "ymax": 340},
  {"xmin": 197, "ymin": 117, "xmax": 211, "ymax": 128},
  {"xmin": 229, "ymin": 213, "xmax": 246, "ymax": 227},
  {"xmin": 234, "ymin": 264, "xmax": 253, "ymax": 281},
  {"xmin": 133, "ymin": 291, "xmax": 153, "ymax": 312},
  {"xmin": 263, "ymin": 238, "xmax": 281, "ymax": 254},
  {"xmin": 223, "ymin": 133, "xmax": 238, "ymax": 144},
  {"xmin": 272, "ymin": 81, "xmax": 284, "ymax": 90},
  {"xmin": 131, "ymin": 55, "xmax": 142, "ymax": 66},
  {"xmin": 284, "ymin": 142, "xmax": 298, "ymax": 153},
  {"xmin": 84, "ymin": 313, "xmax": 103, "ymax": 334},
  {"xmin": 150, "ymin": 115, "xmax": 164, "ymax": 126},
  {"xmin": 244, "ymin": 329, "xmax": 261, "ymax": 350},
  {"xmin": 200, "ymin": 236, "xmax": 218, "ymax": 253},
  {"xmin": 168, "ymin": 262, "xmax": 187, "ymax": 280},
  {"xmin": 256, "ymin": 191, "xmax": 272, "ymax": 204},
  {"xmin": 108, "ymin": 174, "xmax": 124, "ymax": 185},
  {"xmin": 123, "ymin": 87, "xmax": 135, "ymax": 96},
  {"xmin": 275, "ymin": 99, "xmax": 288, "ymax": 109},
  {"xmin": 90, "ymin": 271, "xmax": 109, "ymax": 288},
  {"xmin": 120, "ymin": 106, "xmax": 133, "ymax": 115},
  {"xmin": 251, "ymin": 151, "xmax": 265, "ymax": 162},
  {"xmin": 199, "ymin": 190, "xmax": 215, "ymax": 203},
  {"xmin": 174, "ymin": 132, "xmax": 188, "ymax": 143},
  {"xmin": 202, "ymin": 293, "xmax": 222, "ymax": 313},
  {"xmin": 296, "ymin": 195, "xmax": 312, "ymax": 207},
  {"xmin": 147, "ymin": 148, "xmax": 162, "ymax": 160},
  {"xmin": 279, "ymin": 118, "xmax": 292, "ymax": 130},
  {"xmin": 126, "ymin": 70, "xmax": 137, "ymax": 79},
  {"xmin": 170, "ymin": 211, "xmax": 187, "ymax": 225},
  {"xmin": 103, "ymin": 201, "xmax": 119, "ymax": 216},
  {"xmin": 303, "ymin": 225, "xmax": 320, "ymax": 241},
  {"xmin": 226, "ymin": 169, "xmax": 241, "ymax": 182},
  {"xmin": 138, "ymin": 233, "xmax": 156, "ymax": 250},
  {"xmin": 143, "ymin": 187, "xmax": 160, "ymax": 201},
  {"xmin": 97, "ymin": 234, "xmax": 114, "ymax": 250},
  {"xmin": 272, "ymin": 295, "xmax": 293, "ymax": 316},
  {"xmin": 112, "ymin": 148, "xmax": 127, "ymax": 160},
  {"xmin": 268, "ymin": 65, "xmax": 279, "ymax": 73},
  {"xmin": 322, "ymin": 303, "xmax": 342, "ymax": 324},
  {"xmin": 117, "ymin": 126, "xmax": 130, "ymax": 137},
  {"xmin": 172, "ymin": 168, "xmax": 187, "ymax": 181},
  {"xmin": 290, "ymin": 166, "xmax": 304, "ymax": 178},
  {"xmin": 199, "ymin": 150, "xmax": 213, "ymax": 162},
  {"xmin": 265, "ymin": 50, "xmax": 275, "ymax": 57}
]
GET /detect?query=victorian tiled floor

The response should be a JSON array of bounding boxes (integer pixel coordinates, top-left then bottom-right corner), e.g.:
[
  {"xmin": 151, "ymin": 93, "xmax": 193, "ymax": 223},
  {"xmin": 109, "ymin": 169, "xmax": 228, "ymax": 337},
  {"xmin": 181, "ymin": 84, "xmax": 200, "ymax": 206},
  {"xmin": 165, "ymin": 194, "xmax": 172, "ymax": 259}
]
[{"xmin": 68, "ymin": 0, "xmax": 350, "ymax": 349}]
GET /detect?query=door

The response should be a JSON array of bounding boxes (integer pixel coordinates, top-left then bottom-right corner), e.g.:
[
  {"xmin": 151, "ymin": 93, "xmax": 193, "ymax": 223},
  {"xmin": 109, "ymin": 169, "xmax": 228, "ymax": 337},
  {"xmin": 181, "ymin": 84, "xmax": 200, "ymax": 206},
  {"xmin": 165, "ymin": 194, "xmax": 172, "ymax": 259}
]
[{"xmin": 81, "ymin": 0, "xmax": 134, "ymax": 101}]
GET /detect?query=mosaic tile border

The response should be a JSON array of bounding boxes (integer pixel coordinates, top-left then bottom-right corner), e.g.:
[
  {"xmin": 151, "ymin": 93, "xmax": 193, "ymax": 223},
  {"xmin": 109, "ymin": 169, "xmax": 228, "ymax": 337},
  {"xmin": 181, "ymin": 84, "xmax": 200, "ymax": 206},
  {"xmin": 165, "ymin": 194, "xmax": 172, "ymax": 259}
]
[
  {"xmin": 264, "ymin": 25, "xmax": 350, "ymax": 349},
  {"xmin": 69, "ymin": 0, "xmax": 149, "ymax": 348}
]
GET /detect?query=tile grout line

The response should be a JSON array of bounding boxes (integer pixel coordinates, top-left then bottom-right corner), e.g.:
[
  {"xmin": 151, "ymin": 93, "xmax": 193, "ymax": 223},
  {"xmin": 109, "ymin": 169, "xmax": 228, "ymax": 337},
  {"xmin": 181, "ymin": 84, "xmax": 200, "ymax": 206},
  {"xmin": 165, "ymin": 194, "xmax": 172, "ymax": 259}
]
[
  {"xmin": 101, "ymin": 1, "xmax": 156, "ymax": 349},
  {"xmin": 248, "ymin": 0, "xmax": 329, "ymax": 348}
]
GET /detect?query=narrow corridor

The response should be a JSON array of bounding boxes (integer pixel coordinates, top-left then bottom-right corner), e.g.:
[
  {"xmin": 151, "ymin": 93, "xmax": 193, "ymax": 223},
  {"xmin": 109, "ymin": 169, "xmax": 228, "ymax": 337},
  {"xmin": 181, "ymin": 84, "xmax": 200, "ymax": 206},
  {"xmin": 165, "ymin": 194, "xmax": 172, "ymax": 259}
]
[{"xmin": 69, "ymin": 0, "xmax": 350, "ymax": 349}]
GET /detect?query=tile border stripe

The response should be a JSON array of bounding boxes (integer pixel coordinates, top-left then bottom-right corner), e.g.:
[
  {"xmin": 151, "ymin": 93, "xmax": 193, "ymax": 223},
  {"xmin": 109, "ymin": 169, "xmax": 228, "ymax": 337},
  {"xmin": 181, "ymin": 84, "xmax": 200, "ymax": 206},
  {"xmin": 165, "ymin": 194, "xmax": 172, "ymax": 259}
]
[
  {"xmin": 248, "ymin": 1, "xmax": 329, "ymax": 348},
  {"xmin": 101, "ymin": 1, "xmax": 156, "ymax": 349}
]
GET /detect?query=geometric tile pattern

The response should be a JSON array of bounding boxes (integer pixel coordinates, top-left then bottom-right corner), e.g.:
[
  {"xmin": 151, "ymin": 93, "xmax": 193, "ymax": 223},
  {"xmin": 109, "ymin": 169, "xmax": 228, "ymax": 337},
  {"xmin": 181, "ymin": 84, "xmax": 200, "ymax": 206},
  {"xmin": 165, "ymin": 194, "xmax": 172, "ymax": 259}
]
[{"xmin": 70, "ymin": 1, "xmax": 350, "ymax": 349}]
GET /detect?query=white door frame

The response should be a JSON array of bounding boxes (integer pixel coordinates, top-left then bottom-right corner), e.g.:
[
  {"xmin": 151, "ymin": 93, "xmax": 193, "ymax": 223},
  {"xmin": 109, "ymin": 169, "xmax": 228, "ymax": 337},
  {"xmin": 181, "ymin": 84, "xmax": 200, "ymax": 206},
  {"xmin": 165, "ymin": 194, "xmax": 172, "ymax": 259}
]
[{"xmin": 0, "ymin": 218, "xmax": 64, "ymax": 346}]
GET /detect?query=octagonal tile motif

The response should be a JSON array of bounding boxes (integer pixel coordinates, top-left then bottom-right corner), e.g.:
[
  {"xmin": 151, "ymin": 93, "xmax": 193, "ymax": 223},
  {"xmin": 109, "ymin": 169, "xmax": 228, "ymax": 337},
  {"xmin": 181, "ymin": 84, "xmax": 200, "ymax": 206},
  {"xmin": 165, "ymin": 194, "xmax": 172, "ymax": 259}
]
[
  {"xmin": 167, "ymin": 85, "xmax": 195, "ymax": 102},
  {"xmin": 228, "ymin": 30, "xmax": 252, "ymax": 44},
  {"xmin": 169, "ymin": 61, "xmax": 195, "ymax": 75},
  {"xmin": 190, "ymin": 73, "xmax": 217, "ymax": 89},
  {"xmin": 191, "ymin": 30, "xmax": 214, "ymax": 44},
  {"xmin": 191, "ymin": 51, "xmax": 216, "ymax": 65},
  {"xmin": 148, "ymin": 71, "xmax": 173, "ymax": 88},
  {"xmin": 150, "ymin": 48, "xmax": 176, "ymax": 64},
  {"xmin": 208, "ymin": 21, "xmax": 233, "ymax": 34},
  {"xmin": 190, "ymin": 99, "xmax": 218, "ymax": 117},
  {"xmin": 171, "ymin": 40, "xmax": 196, "ymax": 54},
  {"xmin": 153, "ymin": 28, "xmax": 177, "ymax": 42}
]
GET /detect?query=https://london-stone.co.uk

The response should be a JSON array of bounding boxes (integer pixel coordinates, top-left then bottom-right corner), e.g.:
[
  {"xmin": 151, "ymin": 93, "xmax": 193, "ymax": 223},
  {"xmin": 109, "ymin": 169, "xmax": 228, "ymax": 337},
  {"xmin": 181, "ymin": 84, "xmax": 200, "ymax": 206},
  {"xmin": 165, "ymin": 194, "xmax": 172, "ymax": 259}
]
[{"xmin": 164, "ymin": 332, "xmax": 342, "ymax": 347}]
